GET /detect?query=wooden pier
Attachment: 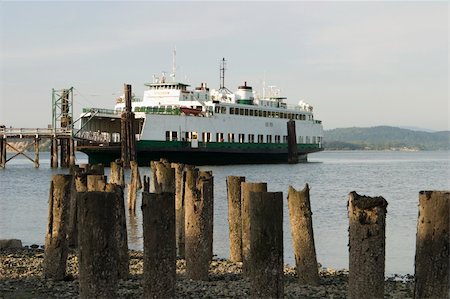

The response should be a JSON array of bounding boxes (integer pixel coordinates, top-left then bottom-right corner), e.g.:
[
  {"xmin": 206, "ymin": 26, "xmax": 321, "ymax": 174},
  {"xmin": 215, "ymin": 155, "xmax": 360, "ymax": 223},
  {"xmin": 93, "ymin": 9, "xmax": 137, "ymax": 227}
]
[{"xmin": 0, "ymin": 127, "xmax": 74, "ymax": 168}]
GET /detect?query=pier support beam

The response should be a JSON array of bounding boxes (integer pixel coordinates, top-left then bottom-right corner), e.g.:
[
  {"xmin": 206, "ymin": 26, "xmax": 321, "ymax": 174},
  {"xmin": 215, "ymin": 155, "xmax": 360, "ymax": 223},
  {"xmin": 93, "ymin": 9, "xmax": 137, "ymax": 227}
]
[
  {"xmin": 120, "ymin": 84, "xmax": 136, "ymax": 168},
  {"xmin": 51, "ymin": 137, "xmax": 58, "ymax": 168},
  {"xmin": 287, "ymin": 184, "xmax": 320, "ymax": 286},
  {"xmin": 414, "ymin": 191, "xmax": 449, "ymax": 299},
  {"xmin": 227, "ymin": 175, "xmax": 246, "ymax": 262},
  {"xmin": 34, "ymin": 137, "xmax": 40, "ymax": 168},
  {"xmin": 287, "ymin": 120, "xmax": 298, "ymax": 164},
  {"xmin": 0, "ymin": 136, "xmax": 6, "ymax": 168},
  {"xmin": 348, "ymin": 191, "xmax": 388, "ymax": 299}
]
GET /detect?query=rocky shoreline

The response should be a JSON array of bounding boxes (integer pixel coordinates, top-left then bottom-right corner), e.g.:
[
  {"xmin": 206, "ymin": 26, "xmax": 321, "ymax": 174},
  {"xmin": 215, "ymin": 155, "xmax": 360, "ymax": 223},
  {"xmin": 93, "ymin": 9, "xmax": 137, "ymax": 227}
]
[{"xmin": 0, "ymin": 248, "xmax": 414, "ymax": 298}]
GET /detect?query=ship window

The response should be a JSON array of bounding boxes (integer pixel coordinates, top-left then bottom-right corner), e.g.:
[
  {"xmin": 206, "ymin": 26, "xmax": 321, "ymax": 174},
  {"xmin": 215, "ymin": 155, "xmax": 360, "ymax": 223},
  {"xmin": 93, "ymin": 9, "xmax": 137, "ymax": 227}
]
[
  {"xmin": 258, "ymin": 110, "xmax": 263, "ymax": 117},
  {"xmin": 312, "ymin": 136, "xmax": 316, "ymax": 144},
  {"xmin": 298, "ymin": 136, "xmax": 303, "ymax": 143},
  {"xmin": 283, "ymin": 135, "xmax": 288, "ymax": 143},
  {"xmin": 249, "ymin": 110, "xmax": 254, "ymax": 116},
  {"xmin": 239, "ymin": 108, "xmax": 244, "ymax": 115},
  {"xmin": 230, "ymin": 108, "xmax": 234, "ymax": 115},
  {"xmin": 275, "ymin": 112, "xmax": 279, "ymax": 118},
  {"xmin": 238, "ymin": 134, "xmax": 245, "ymax": 143},
  {"xmin": 172, "ymin": 131, "xmax": 178, "ymax": 141},
  {"xmin": 216, "ymin": 132, "xmax": 224, "ymax": 142},
  {"xmin": 263, "ymin": 111, "xmax": 267, "ymax": 117},
  {"xmin": 215, "ymin": 106, "xmax": 220, "ymax": 113},
  {"xmin": 258, "ymin": 134, "xmax": 264, "ymax": 143},
  {"xmin": 165, "ymin": 131, "xmax": 170, "ymax": 141},
  {"xmin": 275, "ymin": 135, "xmax": 281, "ymax": 143},
  {"xmin": 228, "ymin": 133, "xmax": 235, "ymax": 143},
  {"xmin": 245, "ymin": 109, "xmax": 249, "ymax": 116},
  {"xmin": 221, "ymin": 107, "xmax": 227, "ymax": 114},
  {"xmin": 202, "ymin": 132, "xmax": 211, "ymax": 142},
  {"xmin": 248, "ymin": 134, "xmax": 255, "ymax": 143},
  {"xmin": 266, "ymin": 135, "xmax": 272, "ymax": 143}
]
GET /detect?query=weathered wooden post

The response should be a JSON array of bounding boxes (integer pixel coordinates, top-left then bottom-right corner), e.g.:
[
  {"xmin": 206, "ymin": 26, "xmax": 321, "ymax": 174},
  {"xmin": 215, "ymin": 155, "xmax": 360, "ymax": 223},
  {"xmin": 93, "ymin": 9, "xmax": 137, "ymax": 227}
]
[
  {"xmin": 110, "ymin": 160, "xmax": 125, "ymax": 187},
  {"xmin": 43, "ymin": 174, "xmax": 72, "ymax": 280},
  {"xmin": 120, "ymin": 84, "xmax": 136, "ymax": 168},
  {"xmin": 348, "ymin": 191, "xmax": 388, "ymax": 299},
  {"xmin": 87, "ymin": 175, "xmax": 106, "ymax": 191},
  {"xmin": 248, "ymin": 191, "xmax": 284, "ymax": 299},
  {"xmin": 287, "ymin": 120, "xmax": 298, "ymax": 164},
  {"xmin": 151, "ymin": 159, "xmax": 175, "ymax": 193},
  {"xmin": 172, "ymin": 163, "xmax": 188, "ymax": 258},
  {"xmin": 69, "ymin": 138, "xmax": 75, "ymax": 167},
  {"xmin": 50, "ymin": 137, "xmax": 58, "ymax": 168},
  {"xmin": 0, "ymin": 136, "xmax": 5, "ymax": 168},
  {"xmin": 127, "ymin": 160, "xmax": 141, "ymax": 211},
  {"xmin": 142, "ymin": 191, "xmax": 176, "ymax": 299},
  {"xmin": 226, "ymin": 175, "xmax": 246, "ymax": 262},
  {"xmin": 185, "ymin": 168, "xmax": 214, "ymax": 280},
  {"xmin": 105, "ymin": 183, "xmax": 129, "ymax": 280},
  {"xmin": 34, "ymin": 137, "xmax": 40, "ymax": 168},
  {"xmin": 77, "ymin": 190, "xmax": 119, "ymax": 298},
  {"xmin": 241, "ymin": 182, "xmax": 267, "ymax": 275},
  {"xmin": 414, "ymin": 191, "xmax": 449, "ymax": 299},
  {"xmin": 287, "ymin": 184, "xmax": 320, "ymax": 285}
]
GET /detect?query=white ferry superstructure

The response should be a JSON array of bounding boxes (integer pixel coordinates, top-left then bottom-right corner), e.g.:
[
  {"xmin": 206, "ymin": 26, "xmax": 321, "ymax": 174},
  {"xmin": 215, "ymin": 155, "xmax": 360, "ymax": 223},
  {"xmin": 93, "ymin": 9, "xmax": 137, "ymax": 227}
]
[{"xmin": 76, "ymin": 63, "xmax": 323, "ymax": 165}]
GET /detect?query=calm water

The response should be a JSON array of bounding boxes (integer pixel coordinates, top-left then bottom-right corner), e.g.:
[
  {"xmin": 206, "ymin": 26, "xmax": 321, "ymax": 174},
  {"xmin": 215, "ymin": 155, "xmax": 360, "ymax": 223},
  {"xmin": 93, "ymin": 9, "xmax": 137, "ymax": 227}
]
[{"xmin": 1, "ymin": 150, "xmax": 449, "ymax": 275}]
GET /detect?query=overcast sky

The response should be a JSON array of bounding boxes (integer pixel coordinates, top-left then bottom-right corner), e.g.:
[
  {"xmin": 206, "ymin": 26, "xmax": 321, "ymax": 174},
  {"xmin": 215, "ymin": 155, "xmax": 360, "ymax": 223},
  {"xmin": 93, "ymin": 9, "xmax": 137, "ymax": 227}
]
[{"xmin": 0, "ymin": 1, "xmax": 448, "ymax": 131}]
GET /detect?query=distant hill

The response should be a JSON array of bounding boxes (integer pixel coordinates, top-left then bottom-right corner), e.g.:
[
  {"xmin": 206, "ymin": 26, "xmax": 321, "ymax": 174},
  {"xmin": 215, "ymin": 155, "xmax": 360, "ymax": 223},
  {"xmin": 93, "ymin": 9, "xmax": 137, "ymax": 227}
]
[{"xmin": 324, "ymin": 126, "xmax": 450, "ymax": 150}]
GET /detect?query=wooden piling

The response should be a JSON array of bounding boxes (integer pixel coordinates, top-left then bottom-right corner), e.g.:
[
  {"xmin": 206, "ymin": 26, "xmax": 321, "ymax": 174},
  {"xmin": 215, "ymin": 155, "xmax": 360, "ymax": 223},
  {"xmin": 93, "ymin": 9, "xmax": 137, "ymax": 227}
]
[
  {"xmin": 67, "ymin": 171, "xmax": 87, "ymax": 248},
  {"xmin": 34, "ymin": 137, "xmax": 40, "ymax": 168},
  {"xmin": 226, "ymin": 175, "xmax": 246, "ymax": 262},
  {"xmin": 127, "ymin": 160, "xmax": 140, "ymax": 211},
  {"xmin": 69, "ymin": 138, "xmax": 75, "ymax": 167},
  {"xmin": 151, "ymin": 159, "xmax": 175, "ymax": 193},
  {"xmin": 142, "ymin": 191, "xmax": 176, "ymax": 299},
  {"xmin": 43, "ymin": 174, "xmax": 72, "ymax": 280},
  {"xmin": 77, "ymin": 191, "xmax": 119, "ymax": 298},
  {"xmin": 241, "ymin": 182, "xmax": 267, "ymax": 276},
  {"xmin": 287, "ymin": 184, "xmax": 320, "ymax": 286},
  {"xmin": 50, "ymin": 137, "xmax": 58, "ymax": 168},
  {"xmin": 414, "ymin": 191, "xmax": 449, "ymax": 299},
  {"xmin": 87, "ymin": 175, "xmax": 107, "ymax": 191},
  {"xmin": 287, "ymin": 120, "xmax": 298, "ymax": 164},
  {"xmin": 185, "ymin": 168, "xmax": 214, "ymax": 281},
  {"xmin": 172, "ymin": 163, "xmax": 189, "ymax": 258},
  {"xmin": 248, "ymin": 191, "xmax": 284, "ymax": 299},
  {"xmin": 110, "ymin": 160, "xmax": 125, "ymax": 187},
  {"xmin": 348, "ymin": 191, "xmax": 388, "ymax": 299},
  {"xmin": 0, "ymin": 137, "xmax": 5, "ymax": 168},
  {"xmin": 105, "ymin": 183, "xmax": 129, "ymax": 280},
  {"xmin": 120, "ymin": 84, "xmax": 136, "ymax": 168}
]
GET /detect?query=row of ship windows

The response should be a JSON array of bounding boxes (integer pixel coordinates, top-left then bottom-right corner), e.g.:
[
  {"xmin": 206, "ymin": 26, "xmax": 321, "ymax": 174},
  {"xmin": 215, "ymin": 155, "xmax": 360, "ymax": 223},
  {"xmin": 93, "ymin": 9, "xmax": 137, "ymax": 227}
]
[
  {"xmin": 214, "ymin": 106, "xmax": 313, "ymax": 120},
  {"xmin": 165, "ymin": 131, "xmax": 322, "ymax": 144}
]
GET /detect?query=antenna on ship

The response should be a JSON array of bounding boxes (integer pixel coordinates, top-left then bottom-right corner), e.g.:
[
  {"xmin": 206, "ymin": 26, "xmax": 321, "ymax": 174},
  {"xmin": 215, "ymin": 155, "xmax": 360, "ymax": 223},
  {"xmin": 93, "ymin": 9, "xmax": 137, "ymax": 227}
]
[
  {"xmin": 170, "ymin": 48, "xmax": 177, "ymax": 81},
  {"xmin": 218, "ymin": 57, "xmax": 232, "ymax": 94}
]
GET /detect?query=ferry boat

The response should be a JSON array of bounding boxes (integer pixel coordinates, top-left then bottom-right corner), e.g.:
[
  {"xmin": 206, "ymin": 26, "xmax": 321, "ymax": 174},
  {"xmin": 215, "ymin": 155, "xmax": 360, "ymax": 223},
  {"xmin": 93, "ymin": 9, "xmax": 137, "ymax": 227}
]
[{"xmin": 75, "ymin": 59, "xmax": 323, "ymax": 165}]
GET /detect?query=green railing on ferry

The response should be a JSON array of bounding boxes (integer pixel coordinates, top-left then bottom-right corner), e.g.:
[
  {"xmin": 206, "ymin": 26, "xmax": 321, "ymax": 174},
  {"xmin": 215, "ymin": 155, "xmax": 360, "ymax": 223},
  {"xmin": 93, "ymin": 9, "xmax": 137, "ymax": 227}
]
[
  {"xmin": 82, "ymin": 108, "xmax": 118, "ymax": 115},
  {"xmin": 134, "ymin": 106, "xmax": 181, "ymax": 115}
]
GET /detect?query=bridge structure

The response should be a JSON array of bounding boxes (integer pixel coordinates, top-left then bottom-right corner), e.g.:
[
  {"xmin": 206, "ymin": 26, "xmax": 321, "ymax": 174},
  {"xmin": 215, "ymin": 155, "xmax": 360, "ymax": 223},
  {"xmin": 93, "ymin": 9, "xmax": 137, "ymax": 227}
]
[{"xmin": 0, "ymin": 88, "xmax": 75, "ymax": 168}]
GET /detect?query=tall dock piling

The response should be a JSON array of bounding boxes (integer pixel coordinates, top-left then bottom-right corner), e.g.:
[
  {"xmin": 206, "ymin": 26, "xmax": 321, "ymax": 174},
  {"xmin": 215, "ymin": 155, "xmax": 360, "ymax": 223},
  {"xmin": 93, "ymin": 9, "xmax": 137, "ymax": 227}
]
[
  {"xmin": 173, "ymin": 163, "xmax": 190, "ymax": 258},
  {"xmin": 120, "ymin": 84, "xmax": 136, "ymax": 168},
  {"xmin": 110, "ymin": 160, "xmax": 125, "ymax": 187},
  {"xmin": 77, "ymin": 190, "xmax": 119, "ymax": 298},
  {"xmin": 248, "ymin": 191, "xmax": 284, "ymax": 299},
  {"xmin": 287, "ymin": 184, "xmax": 320, "ymax": 286},
  {"xmin": 33, "ymin": 137, "xmax": 40, "ymax": 168},
  {"xmin": 185, "ymin": 168, "xmax": 214, "ymax": 280},
  {"xmin": 347, "ymin": 191, "xmax": 388, "ymax": 299},
  {"xmin": 43, "ymin": 174, "xmax": 72, "ymax": 280},
  {"xmin": 0, "ymin": 136, "xmax": 5, "ymax": 168},
  {"xmin": 287, "ymin": 120, "xmax": 298, "ymax": 164},
  {"xmin": 241, "ymin": 182, "xmax": 267, "ymax": 276},
  {"xmin": 414, "ymin": 191, "xmax": 449, "ymax": 299},
  {"xmin": 50, "ymin": 137, "xmax": 58, "ymax": 168},
  {"xmin": 142, "ymin": 191, "xmax": 176, "ymax": 298},
  {"xmin": 226, "ymin": 175, "xmax": 246, "ymax": 262}
]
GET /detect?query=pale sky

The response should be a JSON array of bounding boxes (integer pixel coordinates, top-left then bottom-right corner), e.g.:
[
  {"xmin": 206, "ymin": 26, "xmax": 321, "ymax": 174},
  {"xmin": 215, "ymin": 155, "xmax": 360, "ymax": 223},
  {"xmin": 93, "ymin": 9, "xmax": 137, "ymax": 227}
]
[{"xmin": 0, "ymin": 1, "xmax": 448, "ymax": 131}]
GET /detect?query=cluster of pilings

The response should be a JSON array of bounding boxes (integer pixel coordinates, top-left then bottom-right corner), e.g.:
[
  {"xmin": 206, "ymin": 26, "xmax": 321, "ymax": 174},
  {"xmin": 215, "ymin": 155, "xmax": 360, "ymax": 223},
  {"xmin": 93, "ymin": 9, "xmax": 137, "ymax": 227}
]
[{"xmin": 42, "ymin": 161, "xmax": 449, "ymax": 298}]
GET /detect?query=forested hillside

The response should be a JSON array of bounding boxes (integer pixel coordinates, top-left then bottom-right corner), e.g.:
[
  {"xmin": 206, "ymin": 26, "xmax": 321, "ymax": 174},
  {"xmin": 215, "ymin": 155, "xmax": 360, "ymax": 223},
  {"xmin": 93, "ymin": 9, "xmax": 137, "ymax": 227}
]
[{"xmin": 324, "ymin": 126, "xmax": 450, "ymax": 150}]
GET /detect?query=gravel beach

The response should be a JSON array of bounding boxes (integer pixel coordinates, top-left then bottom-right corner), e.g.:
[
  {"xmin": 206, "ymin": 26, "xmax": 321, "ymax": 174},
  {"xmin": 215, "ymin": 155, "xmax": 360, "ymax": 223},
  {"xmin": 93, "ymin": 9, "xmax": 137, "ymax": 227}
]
[{"xmin": 0, "ymin": 248, "xmax": 414, "ymax": 298}]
